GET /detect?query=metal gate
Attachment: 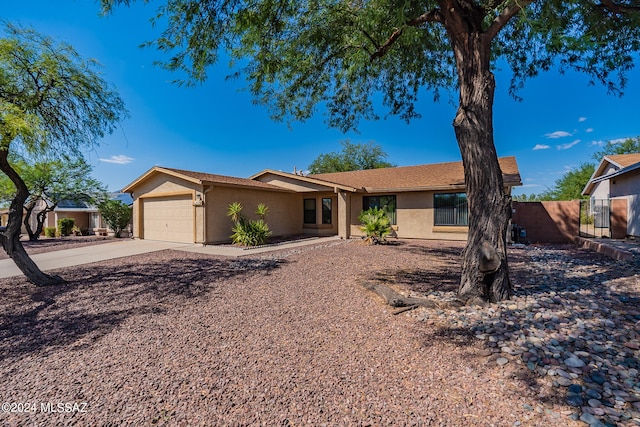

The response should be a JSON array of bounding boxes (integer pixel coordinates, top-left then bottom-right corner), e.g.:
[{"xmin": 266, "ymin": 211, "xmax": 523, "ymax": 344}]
[{"xmin": 579, "ymin": 198, "xmax": 611, "ymax": 238}]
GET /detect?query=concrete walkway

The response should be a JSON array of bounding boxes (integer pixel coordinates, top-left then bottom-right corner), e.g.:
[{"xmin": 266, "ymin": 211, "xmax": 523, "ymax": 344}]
[{"xmin": 0, "ymin": 236, "xmax": 342, "ymax": 279}]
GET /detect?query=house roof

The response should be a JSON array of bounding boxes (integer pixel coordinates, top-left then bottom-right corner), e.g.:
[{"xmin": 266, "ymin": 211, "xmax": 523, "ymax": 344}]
[
  {"xmin": 122, "ymin": 166, "xmax": 294, "ymax": 193},
  {"xmin": 305, "ymin": 156, "xmax": 522, "ymax": 192},
  {"xmin": 249, "ymin": 169, "xmax": 359, "ymax": 192},
  {"xmin": 582, "ymin": 152, "xmax": 640, "ymax": 196}
]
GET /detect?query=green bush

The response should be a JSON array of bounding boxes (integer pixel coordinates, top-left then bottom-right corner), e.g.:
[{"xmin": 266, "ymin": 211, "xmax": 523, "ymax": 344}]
[
  {"xmin": 358, "ymin": 207, "xmax": 391, "ymax": 244},
  {"xmin": 57, "ymin": 218, "xmax": 75, "ymax": 236},
  {"xmin": 44, "ymin": 227, "xmax": 56, "ymax": 238},
  {"xmin": 227, "ymin": 202, "xmax": 272, "ymax": 246},
  {"xmin": 98, "ymin": 200, "xmax": 132, "ymax": 237}
]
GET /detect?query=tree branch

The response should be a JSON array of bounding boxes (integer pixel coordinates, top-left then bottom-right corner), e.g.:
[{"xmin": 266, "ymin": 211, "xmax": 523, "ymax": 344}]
[
  {"xmin": 370, "ymin": 9, "xmax": 441, "ymax": 61},
  {"xmin": 484, "ymin": 0, "xmax": 537, "ymax": 41},
  {"xmin": 597, "ymin": 0, "xmax": 640, "ymax": 14}
]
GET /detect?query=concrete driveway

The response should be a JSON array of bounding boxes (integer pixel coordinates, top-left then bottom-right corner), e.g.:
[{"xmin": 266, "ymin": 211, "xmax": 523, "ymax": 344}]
[
  {"xmin": 0, "ymin": 240, "xmax": 191, "ymax": 279},
  {"xmin": 0, "ymin": 236, "xmax": 341, "ymax": 279}
]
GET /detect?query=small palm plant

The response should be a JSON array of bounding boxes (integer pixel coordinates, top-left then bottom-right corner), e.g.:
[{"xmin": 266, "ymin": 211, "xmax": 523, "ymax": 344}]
[
  {"xmin": 358, "ymin": 207, "xmax": 391, "ymax": 245},
  {"xmin": 227, "ymin": 202, "xmax": 272, "ymax": 246}
]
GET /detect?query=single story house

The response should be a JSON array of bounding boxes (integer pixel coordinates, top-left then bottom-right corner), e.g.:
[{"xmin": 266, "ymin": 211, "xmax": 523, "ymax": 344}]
[
  {"xmin": 1, "ymin": 193, "xmax": 132, "ymax": 236},
  {"xmin": 122, "ymin": 157, "xmax": 521, "ymax": 244},
  {"xmin": 582, "ymin": 152, "xmax": 640, "ymax": 237}
]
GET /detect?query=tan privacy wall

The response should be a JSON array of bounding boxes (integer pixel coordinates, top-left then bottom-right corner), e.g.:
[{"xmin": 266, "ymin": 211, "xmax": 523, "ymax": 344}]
[
  {"xmin": 205, "ymin": 186, "xmax": 303, "ymax": 243},
  {"xmin": 348, "ymin": 191, "xmax": 468, "ymax": 241},
  {"xmin": 511, "ymin": 201, "xmax": 579, "ymax": 243}
]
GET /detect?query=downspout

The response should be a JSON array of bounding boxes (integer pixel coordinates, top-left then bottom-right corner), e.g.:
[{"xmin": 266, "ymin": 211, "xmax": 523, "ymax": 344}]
[{"xmin": 202, "ymin": 185, "xmax": 214, "ymax": 245}]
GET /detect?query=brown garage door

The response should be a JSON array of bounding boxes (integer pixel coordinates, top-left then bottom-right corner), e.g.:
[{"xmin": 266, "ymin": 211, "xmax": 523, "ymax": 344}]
[{"xmin": 142, "ymin": 195, "xmax": 194, "ymax": 243}]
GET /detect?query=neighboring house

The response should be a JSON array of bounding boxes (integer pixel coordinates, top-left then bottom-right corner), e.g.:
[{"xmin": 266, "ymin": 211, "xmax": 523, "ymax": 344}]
[
  {"xmin": 0, "ymin": 209, "xmax": 8, "ymax": 228},
  {"xmin": 582, "ymin": 153, "xmax": 640, "ymax": 237},
  {"xmin": 122, "ymin": 157, "xmax": 522, "ymax": 244},
  {"xmin": 12, "ymin": 192, "xmax": 133, "ymax": 236}
]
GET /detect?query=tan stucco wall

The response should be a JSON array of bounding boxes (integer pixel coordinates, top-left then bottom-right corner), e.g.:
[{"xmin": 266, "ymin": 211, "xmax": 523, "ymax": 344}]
[
  {"xmin": 129, "ymin": 173, "xmax": 201, "ymax": 241},
  {"xmin": 205, "ymin": 186, "xmax": 303, "ymax": 243},
  {"xmin": 348, "ymin": 191, "xmax": 468, "ymax": 241}
]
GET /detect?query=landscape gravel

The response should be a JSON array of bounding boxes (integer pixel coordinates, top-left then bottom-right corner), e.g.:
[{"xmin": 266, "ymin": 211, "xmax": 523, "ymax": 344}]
[{"xmin": 0, "ymin": 238, "xmax": 637, "ymax": 426}]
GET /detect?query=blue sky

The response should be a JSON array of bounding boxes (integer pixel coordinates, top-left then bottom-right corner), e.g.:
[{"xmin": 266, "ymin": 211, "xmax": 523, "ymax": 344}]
[{"xmin": 5, "ymin": 1, "xmax": 640, "ymax": 195}]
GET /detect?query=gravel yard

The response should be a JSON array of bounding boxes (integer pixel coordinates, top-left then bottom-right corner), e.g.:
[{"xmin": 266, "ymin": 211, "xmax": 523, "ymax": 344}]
[{"xmin": 0, "ymin": 239, "xmax": 638, "ymax": 426}]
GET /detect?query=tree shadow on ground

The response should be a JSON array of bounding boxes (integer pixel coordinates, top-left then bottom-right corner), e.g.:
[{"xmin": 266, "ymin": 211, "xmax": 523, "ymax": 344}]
[
  {"xmin": 371, "ymin": 243, "xmax": 640, "ymax": 424},
  {"xmin": 0, "ymin": 251, "xmax": 283, "ymax": 362}
]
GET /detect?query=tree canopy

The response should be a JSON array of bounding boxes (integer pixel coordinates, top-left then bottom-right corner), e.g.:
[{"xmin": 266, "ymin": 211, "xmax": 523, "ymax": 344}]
[
  {"xmin": 308, "ymin": 140, "xmax": 395, "ymax": 174},
  {"xmin": 101, "ymin": 0, "xmax": 640, "ymax": 303},
  {"xmin": 0, "ymin": 23, "xmax": 128, "ymax": 285},
  {"xmin": 593, "ymin": 136, "xmax": 640, "ymax": 160},
  {"xmin": 102, "ymin": 0, "xmax": 640, "ymax": 129}
]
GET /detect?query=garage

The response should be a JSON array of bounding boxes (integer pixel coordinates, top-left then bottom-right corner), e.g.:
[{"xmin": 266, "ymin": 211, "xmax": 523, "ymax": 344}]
[{"xmin": 141, "ymin": 195, "xmax": 194, "ymax": 243}]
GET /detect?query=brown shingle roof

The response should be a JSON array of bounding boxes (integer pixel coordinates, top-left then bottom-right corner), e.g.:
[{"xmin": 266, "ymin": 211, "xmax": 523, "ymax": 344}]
[
  {"xmin": 308, "ymin": 157, "xmax": 521, "ymax": 191},
  {"xmin": 122, "ymin": 166, "xmax": 294, "ymax": 193},
  {"xmin": 606, "ymin": 153, "xmax": 640, "ymax": 168},
  {"xmin": 160, "ymin": 167, "xmax": 293, "ymax": 191}
]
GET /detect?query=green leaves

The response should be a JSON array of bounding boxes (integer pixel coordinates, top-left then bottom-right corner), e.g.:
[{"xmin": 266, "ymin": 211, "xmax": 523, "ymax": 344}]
[
  {"xmin": 102, "ymin": 1, "xmax": 640, "ymax": 129},
  {"xmin": 0, "ymin": 23, "xmax": 128, "ymax": 156},
  {"xmin": 308, "ymin": 140, "xmax": 395, "ymax": 173},
  {"xmin": 98, "ymin": 199, "xmax": 132, "ymax": 237},
  {"xmin": 227, "ymin": 202, "xmax": 272, "ymax": 246},
  {"xmin": 358, "ymin": 207, "xmax": 392, "ymax": 244}
]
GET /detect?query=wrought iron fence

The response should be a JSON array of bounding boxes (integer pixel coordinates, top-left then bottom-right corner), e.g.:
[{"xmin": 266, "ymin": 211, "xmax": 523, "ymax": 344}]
[{"xmin": 579, "ymin": 198, "xmax": 611, "ymax": 238}]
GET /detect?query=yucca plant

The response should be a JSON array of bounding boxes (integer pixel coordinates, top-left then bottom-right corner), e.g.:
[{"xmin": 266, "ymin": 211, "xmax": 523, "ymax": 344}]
[
  {"xmin": 227, "ymin": 202, "xmax": 272, "ymax": 246},
  {"xmin": 358, "ymin": 207, "xmax": 391, "ymax": 245}
]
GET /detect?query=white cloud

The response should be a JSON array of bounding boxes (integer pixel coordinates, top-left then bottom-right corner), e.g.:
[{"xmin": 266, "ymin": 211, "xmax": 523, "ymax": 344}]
[
  {"xmin": 545, "ymin": 130, "xmax": 573, "ymax": 139},
  {"xmin": 578, "ymin": 117, "xmax": 587, "ymax": 122},
  {"xmin": 590, "ymin": 140, "xmax": 604, "ymax": 146},
  {"xmin": 557, "ymin": 140, "xmax": 580, "ymax": 150},
  {"xmin": 520, "ymin": 183, "xmax": 541, "ymax": 188},
  {"xmin": 99, "ymin": 155, "xmax": 134, "ymax": 165},
  {"xmin": 609, "ymin": 138, "xmax": 628, "ymax": 145},
  {"xmin": 586, "ymin": 128, "xmax": 594, "ymax": 133},
  {"xmin": 533, "ymin": 144, "xmax": 550, "ymax": 150}
]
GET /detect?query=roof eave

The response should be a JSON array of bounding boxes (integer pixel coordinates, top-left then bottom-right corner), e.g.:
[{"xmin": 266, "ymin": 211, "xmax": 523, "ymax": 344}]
[
  {"xmin": 203, "ymin": 180, "xmax": 295, "ymax": 193},
  {"xmin": 122, "ymin": 166, "xmax": 203, "ymax": 193},
  {"xmin": 251, "ymin": 169, "xmax": 358, "ymax": 192}
]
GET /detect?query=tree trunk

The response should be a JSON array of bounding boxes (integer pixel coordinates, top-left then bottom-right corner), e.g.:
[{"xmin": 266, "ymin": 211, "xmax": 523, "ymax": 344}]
[
  {"xmin": 0, "ymin": 149, "xmax": 64, "ymax": 286},
  {"xmin": 448, "ymin": 27, "xmax": 512, "ymax": 304}
]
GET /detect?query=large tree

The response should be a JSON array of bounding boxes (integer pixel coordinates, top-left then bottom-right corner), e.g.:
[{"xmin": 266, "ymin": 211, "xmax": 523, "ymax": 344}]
[
  {"xmin": 102, "ymin": 0, "xmax": 640, "ymax": 304},
  {"xmin": 308, "ymin": 140, "xmax": 395, "ymax": 173},
  {"xmin": 0, "ymin": 24, "xmax": 127, "ymax": 285}
]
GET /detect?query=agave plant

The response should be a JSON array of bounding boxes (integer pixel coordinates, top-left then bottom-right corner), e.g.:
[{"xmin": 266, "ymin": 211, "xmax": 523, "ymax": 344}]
[{"xmin": 358, "ymin": 207, "xmax": 391, "ymax": 245}]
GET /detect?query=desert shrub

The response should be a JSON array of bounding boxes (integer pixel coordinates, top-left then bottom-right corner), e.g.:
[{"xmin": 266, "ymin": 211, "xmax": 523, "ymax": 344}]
[
  {"xmin": 227, "ymin": 202, "xmax": 272, "ymax": 246},
  {"xmin": 359, "ymin": 207, "xmax": 391, "ymax": 244},
  {"xmin": 57, "ymin": 218, "xmax": 75, "ymax": 236},
  {"xmin": 44, "ymin": 227, "xmax": 56, "ymax": 238},
  {"xmin": 99, "ymin": 200, "xmax": 132, "ymax": 237}
]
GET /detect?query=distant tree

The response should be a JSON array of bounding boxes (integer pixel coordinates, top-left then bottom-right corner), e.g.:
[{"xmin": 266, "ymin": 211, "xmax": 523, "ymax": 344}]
[
  {"xmin": 102, "ymin": 0, "xmax": 640, "ymax": 304},
  {"xmin": 98, "ymin": 200, "xmax": 132, "ymax": 238},
  {"xmin": 512, "ymin": 193, "xmax": 542, "ymax": 202},
  {"xmin": 19, "ymin": 156, "xmax": 107, "ymax": 241},
  {"xmin": 0, "ymin": 24, "xmax": 127, "ymax": 285},
  {"xmin": 308, "ymin": 140, "xmax": 395, "ymax": 174},
  {"xmin": 542, "ymin": 163, "xmax": 595, "ymax": 201},
  {"xmin": 593, "ymin": 136, "xmax": 640, "ymax": 160}
]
